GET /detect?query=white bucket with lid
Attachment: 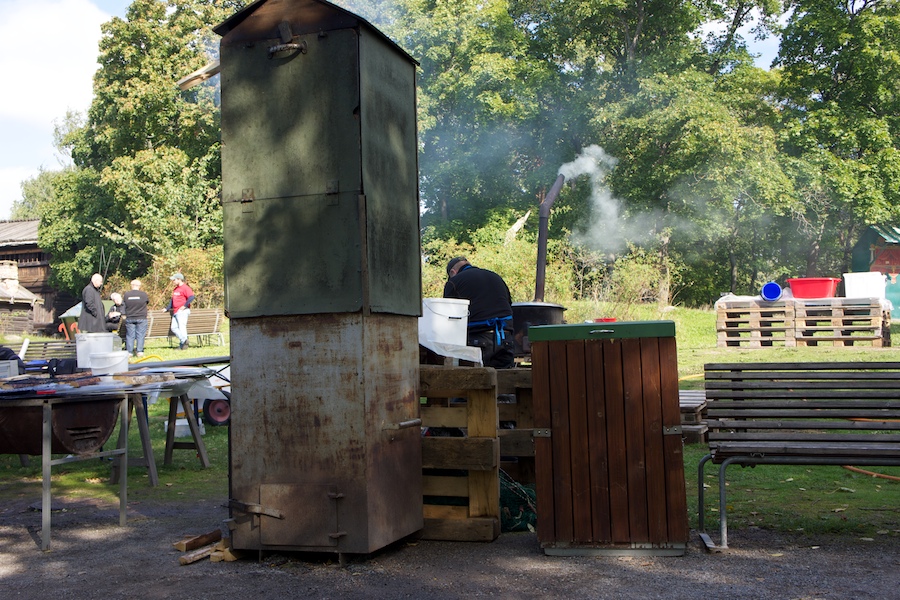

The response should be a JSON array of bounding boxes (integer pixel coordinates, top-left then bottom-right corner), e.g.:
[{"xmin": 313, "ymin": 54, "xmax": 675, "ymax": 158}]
[
  {"xmin": 89, "ymin": 351, "xmax": 130, "ymax": 375},
  {"xmin": 419, "ymin": 298, "xmax": 469, "ymax": 347},
  {"xmin": 843, "ymin": 271, "xmax": 886, "ymax": 299},
  {"xmin": 75, "ymin": 332, "xmax": 118, "ymax": 368}
]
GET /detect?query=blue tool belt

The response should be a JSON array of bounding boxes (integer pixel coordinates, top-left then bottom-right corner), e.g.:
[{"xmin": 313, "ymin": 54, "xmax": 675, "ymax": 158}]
[{"xmin": 467, "ymin": 315, "xmax": 513, "ymax": 346}]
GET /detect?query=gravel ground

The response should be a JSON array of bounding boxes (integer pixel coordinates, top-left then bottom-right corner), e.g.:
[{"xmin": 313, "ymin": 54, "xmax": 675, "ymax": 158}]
[{"xmin": 1, "ymin": 495, "xmax": 899, "ymax": 599}]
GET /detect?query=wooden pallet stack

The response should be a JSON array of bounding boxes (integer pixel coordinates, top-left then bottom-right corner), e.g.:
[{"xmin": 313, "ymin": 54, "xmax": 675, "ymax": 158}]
[
  {"xmin": 716, "ymin": 297, "xmax": 891, "ymax": 348},
  {"xmin": 678, "ymin": 390, "xmax": 708, "ymax": 444},
  {"xmin": 793, "ymin": 298, "xmax": 886, "ymax": 347},
  {"xmin": 496, "ymin": 369, "xmax": 535, "ymax": 484},
  {"xmin": 716, "ymin": 299, "xmax": 796, "ymax": 348},
  {"xmin": 419, "ymin": 365, "xmax": 501, "ymax": 542}
]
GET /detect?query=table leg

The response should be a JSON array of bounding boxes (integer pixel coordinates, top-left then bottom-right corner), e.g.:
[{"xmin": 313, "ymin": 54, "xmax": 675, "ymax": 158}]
[
  {"xmin": 41, "ymin": 400, "xmax": 51, "ymax": 551},
  {"xmin": 118, "ymin": 396, "xmax": 128, "ymax": 526},
  {"xmin": 163, "ymin": 396, "xmax": 179, "ymax": 465},
  {"xmin": 179, "ymin": 395, "xmax": 210, "ymax": 468}
]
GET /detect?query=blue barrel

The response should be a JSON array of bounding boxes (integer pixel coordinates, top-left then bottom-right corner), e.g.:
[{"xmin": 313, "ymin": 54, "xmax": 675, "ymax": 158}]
[{"xmin": 761, "ymin": 281, "xmax": 782, "ymax": 301}]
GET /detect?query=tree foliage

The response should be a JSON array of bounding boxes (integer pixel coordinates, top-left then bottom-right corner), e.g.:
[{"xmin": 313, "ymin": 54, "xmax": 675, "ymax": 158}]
[
  {"xmin": 36, "ymin": 0, "xmax": 241, "ymax": 296},
  {"xmin": 16, "ymin": 0, "xmax": 900, "ymax": 310}
]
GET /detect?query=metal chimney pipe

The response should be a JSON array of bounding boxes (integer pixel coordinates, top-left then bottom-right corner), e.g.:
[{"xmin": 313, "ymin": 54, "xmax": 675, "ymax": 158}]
[{"xmin": 534, "ymin": 174, "xmax": 565, "ymax": 302}]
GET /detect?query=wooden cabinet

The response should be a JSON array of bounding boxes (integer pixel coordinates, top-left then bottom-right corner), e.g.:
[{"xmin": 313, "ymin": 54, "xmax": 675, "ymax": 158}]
[{"xmin": 530, "ymin": 321, "xmax": 689, "ymax": 556}]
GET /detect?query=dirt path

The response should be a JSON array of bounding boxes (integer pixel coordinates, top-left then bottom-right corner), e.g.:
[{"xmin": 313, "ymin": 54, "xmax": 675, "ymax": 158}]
[{"xmin": 1, "ymin": 495, "xmax": 898, "ymax": 599}]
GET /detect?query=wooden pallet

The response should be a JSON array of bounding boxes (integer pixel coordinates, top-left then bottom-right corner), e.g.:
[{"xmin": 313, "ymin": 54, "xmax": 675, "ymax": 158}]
[
  {"xmin": 716, "ymin": 300, "xmax": 796, "ymax": 348},
  {"xmin": 793, "ymin": 298, "xmax": 884, "ymax": 347},
  {"xmin": 679, "ymin": 390, "xmax": 708, "ymax": 444},
  {"xmin": 419, "ymin": 366, "xmax": 501, "ymax": 542}
]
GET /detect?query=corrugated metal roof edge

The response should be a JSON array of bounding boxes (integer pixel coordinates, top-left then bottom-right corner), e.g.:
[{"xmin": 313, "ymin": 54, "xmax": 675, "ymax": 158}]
[
  {"xmin": 0, "ymin": 219, "xmax": 39, "ymax": 246},
  {"xmin": 870, "ymin": 225, "xmax": 900, "ymax": 245}
]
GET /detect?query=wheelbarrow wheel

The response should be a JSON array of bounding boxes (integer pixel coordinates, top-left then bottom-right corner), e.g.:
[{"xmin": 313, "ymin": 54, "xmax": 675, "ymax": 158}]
[{"xmin": 202, "ymin": 391, "xmax": 231, "ymax": 426}]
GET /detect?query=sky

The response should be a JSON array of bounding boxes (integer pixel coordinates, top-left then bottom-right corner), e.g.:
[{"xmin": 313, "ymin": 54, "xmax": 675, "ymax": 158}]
[
  {"xmin": 0, "ymin": 0, "xmax": 130, "ymax": 221},
  {"xmin": 0, "ymin": 0, "xmax": 781, "ymax": 222}
]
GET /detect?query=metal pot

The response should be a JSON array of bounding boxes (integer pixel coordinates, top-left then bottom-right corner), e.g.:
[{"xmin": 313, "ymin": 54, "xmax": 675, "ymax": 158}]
[{"xmin": 512, "ymin": 301, "xmax": 566, "ymax": 357}]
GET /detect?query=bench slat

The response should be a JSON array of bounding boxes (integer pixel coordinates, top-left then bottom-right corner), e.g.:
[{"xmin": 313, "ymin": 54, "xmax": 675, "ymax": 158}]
[
  {"xmin": 706, "ymin": 418, "xmax": 900, "ymax": 430},
  {"xmin": 707, "ymin": 371, "xmax": 900, "ymax": 380},
  {"xmin": 709, "ymin": 431, "xmax": 900, "ymax": 443},
  {"xmin": 710, "ymin": 441, "xmax": 900, "ymax": 456},
  {"xmin": 705, "ymin": 362, "xmax": 900, "ymax": 371},
  {"xmin": 708, "ymin": 408, "xmax": 900, "ymax": 419},
  {"xmin": 705, "ymin": 399, "xmax": 900, "ymax": 409}
]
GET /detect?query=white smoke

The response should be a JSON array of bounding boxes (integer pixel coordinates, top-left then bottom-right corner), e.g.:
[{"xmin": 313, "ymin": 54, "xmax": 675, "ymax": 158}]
[{"xmin": 559, "ymin": 145, "xmax": 632, "ymax": 253}]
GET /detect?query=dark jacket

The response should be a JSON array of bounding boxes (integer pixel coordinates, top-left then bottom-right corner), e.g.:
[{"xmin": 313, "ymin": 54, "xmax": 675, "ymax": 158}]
[
  {"xmin": 443, "ymin": 265, "xmax": 513, "ymax": 324},
  {"xmin": 78, "ymin": 283, "xmax": 106, "ymax": 333},
  {"xmin": 106, "ymin": 302, "xmax": 124, "ymax": 332},
  {"xmin": 123, "ymin": 290, "xmax": 149, "ymax": 320}
]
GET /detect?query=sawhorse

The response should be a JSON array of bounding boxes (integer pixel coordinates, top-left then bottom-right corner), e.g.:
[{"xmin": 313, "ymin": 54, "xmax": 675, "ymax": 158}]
[{"xmin": 111, "ymin": 393, "xmax": 209, "ymax": 487}]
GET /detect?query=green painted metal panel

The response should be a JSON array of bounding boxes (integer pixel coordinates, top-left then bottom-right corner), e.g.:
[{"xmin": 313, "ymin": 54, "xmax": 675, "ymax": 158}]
[
  {"xmin": 221, "ymin": 29, "xmax": 361, "ymax": 203},
  {"xmin": 221, "ymin": 24, "xmax": 420, "ymax": 318},
  {"xmin": 224, "ymin": 192, "xmax": 363, "ymax": 315},
  {"xmin": 528, "ymin": 320, "xmax": 676, "ymax": 342},
  {"xmin": 359, "ymin": 29, "xmax": 421, "ymax": 315}
]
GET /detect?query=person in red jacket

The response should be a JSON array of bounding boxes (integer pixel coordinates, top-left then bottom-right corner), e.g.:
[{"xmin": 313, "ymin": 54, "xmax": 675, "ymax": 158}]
[{"xmin": 165, "ymin": 273, "xmax": 195, "ymax": 350}]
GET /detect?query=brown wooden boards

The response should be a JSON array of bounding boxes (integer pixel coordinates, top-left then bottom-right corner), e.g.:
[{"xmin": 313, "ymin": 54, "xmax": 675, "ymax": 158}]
[{"xmin": 531, "ymin": 322, "xmax": 688, "ymax": 555}]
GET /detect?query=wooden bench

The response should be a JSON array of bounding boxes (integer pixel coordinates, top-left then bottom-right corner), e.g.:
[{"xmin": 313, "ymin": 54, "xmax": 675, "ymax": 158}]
[
  {"xmin": 19, "ymin": 339, "xmax": 77, "ymax": 363},
  {"xmin": 139, "ymin": 308, "xmax": 226, "ymax": 347},
  {"xmin": 698, "ymin": 362, "xmax": 900, "ymax": 551}
]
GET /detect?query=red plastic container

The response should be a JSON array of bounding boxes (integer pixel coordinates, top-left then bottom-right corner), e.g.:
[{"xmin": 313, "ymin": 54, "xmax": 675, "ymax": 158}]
[{"xmin": 786, "ymin": 277, "xmax": 840, "ymax": 299}]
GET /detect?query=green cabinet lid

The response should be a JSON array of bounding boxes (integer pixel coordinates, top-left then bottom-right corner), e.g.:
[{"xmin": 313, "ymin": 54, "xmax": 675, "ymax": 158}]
[{"xmin": 528, "ymin": 320, "xmax": 675, "ymax": 341}]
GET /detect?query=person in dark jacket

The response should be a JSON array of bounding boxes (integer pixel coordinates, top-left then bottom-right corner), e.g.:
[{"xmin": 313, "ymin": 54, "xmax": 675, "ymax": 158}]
[
  {"xmin": 123, "ymin": 279, "xmax": 149, "ymax": 357},
  {"xmin": 443, "ymin": 257, "xmax": 515, "ymax": 368},
  {"xmin": 78, "ymin": 273, "xmax": 106, "ymax": 333},
  {"xmin": 105, "ymin": 292, "xmax": 124, "ymax": 332}
]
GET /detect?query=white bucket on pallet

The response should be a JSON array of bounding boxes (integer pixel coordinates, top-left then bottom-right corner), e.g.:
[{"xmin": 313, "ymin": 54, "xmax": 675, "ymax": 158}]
[
  {"xmin": 75, "ymin": 332, "xmax": 118, "ymax": 368},
  {"xmin": 843, "ymin": 271, "xmax": 886, "ymax": 299},
  {"xmin": 418, "ymin": 298, "xmax": 469, "ymax": 347}
]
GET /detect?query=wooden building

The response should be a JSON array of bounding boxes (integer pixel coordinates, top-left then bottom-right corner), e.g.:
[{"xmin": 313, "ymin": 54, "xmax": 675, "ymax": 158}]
[
  {"xmin": 0, "ymin": 219, "xmax": 75, "ymax": 334},
  {"xmin": 851, "ymin": 225, "xmax": 900, "ymax": 309}
]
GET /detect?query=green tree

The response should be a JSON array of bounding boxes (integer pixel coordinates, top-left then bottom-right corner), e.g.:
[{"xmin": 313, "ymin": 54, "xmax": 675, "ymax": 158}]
[
  {"xmin": 390, "ymin": 0, "xmax": 560, "ymax": 235},
  {"xmin": 46, "ymin": 0, "xmax": 242, "ymax": 295},
  {"xmin": 776, "ymin": 0, "xmax": 900, "ymax": 274}
]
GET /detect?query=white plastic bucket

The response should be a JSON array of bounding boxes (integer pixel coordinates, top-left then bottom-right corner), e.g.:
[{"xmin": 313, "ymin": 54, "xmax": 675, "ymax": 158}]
[
  {"xmin": 89, "ymin": 350, "xmax": 130, "ymax": 375},
  {"xmin": 843, "ymin": 271, "xmax": 886, "ymax": 299},
  {"xmin": 75, "ymin": 332, "xmax": 118, "ymax": 368},
  {"xmin": 419, "ymin": 298, "xmax": 469, "ymax": 346}
]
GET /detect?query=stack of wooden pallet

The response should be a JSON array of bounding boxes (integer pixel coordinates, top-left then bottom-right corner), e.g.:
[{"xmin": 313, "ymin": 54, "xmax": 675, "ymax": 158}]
[
  {"xmin": 716, "ymin": 297, "xmax": 889, "ymax": 348},
  {"xmin": 678, "ymin": 390, "xmax": 707, "ymax": 444},
  {"xmin": 716, "ymin": 298, "xmax": 795, "ymax": 348},
  {"xmin": 793, "ymin": 298, "xmax": 887, "ymax": 347}
]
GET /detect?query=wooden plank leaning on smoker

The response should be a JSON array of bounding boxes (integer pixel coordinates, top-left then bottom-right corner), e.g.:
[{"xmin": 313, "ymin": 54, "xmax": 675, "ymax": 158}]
[{"xmin": 699, "ymin": 362, "xmax": 900, "ymax": 551}]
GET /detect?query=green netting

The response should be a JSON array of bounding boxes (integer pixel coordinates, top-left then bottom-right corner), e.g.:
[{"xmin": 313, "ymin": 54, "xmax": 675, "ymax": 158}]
[{"xmin": 500, "ymin": 469, "xmax": 537, "ymax": 532}]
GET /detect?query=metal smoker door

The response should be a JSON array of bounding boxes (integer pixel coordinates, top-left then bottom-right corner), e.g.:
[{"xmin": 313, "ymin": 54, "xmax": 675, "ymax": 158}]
[{"xmin": 258, "ymin": 484, "xmax": 342, "ymax": 548}]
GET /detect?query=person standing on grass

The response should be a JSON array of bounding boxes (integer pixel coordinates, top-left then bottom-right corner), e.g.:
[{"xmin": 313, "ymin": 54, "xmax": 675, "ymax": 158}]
[
  {"xmin": 166, "ymin": 273, "xmax": 195, "ymax": 350},
  {"xmin": 123, "ymin": 279, "xmax": 149, "ymax": 357},
  {"xmin": 78, "ymin": 273, "xmax": 106, "ymax": 333}
]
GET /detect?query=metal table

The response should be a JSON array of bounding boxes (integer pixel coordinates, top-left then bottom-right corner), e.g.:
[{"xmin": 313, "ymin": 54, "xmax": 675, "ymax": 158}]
[{"xmin": 0, "ymin": 391, "xmax": 129, "ymax": 550}]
